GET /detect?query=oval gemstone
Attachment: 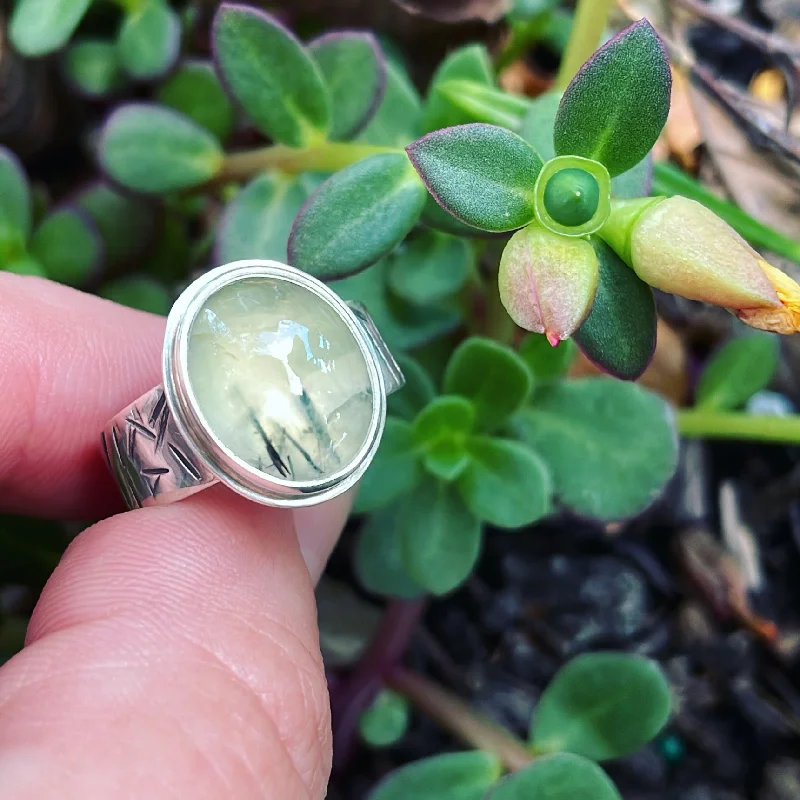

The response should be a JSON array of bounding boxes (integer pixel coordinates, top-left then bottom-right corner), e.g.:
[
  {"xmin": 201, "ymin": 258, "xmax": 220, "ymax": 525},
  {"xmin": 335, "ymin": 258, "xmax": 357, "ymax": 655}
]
[{"xmin": 187, "ymin": 276, "xmax": 374, "ymax": 483}]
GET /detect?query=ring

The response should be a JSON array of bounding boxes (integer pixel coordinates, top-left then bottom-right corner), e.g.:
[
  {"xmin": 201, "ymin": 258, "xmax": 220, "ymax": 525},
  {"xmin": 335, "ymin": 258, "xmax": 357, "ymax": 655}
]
[{"xmin": 102, "ymin": 259, "xmax": 405, "ymax": 510}]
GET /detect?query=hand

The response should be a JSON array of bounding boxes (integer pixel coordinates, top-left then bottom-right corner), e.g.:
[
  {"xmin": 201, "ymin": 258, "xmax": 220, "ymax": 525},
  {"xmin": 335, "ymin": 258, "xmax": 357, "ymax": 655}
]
[{"xmin": 0, "ymin": 274, "xmax": 348, "ymax": 798}]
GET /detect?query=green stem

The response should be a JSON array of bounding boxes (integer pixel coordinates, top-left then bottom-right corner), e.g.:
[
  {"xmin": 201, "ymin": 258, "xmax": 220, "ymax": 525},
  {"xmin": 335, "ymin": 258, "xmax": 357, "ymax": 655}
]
[
  {"xmin": 677, "ymin": 409, "xmax": 800, "ymax": 444},
  {"xmin": 554, "ymin": 0, "xmax": 614, "ymax": 89},
  {"xmin": 216, "ymin": 142, "xmax": 400, "ymax": 183}
]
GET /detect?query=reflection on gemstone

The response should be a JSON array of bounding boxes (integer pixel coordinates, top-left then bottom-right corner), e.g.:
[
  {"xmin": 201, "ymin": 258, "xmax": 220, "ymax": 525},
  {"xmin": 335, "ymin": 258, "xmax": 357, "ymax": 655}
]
[{"xmin": 187, "ymin": 277, "xmax": 374, "ymax": 482}]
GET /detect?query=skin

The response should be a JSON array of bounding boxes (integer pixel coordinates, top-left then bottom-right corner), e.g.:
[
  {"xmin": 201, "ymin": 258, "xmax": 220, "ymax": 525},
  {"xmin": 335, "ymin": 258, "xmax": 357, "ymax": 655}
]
[{"xmin": 0, "ymin": 273, "xmax": 349, "ymax": 798}]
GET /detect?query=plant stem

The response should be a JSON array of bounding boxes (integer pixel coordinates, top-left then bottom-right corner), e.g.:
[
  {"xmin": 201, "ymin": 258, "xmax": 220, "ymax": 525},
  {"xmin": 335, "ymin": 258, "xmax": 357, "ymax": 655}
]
[
  {"xmin": 555, "ymin": 0, "xmax": 614, "ymax": 89},
  {"xmin": 388, "ymin": 668, "xmax": 534, "ymax": 773},
  {"xmin": 217, "ymin": 142, "xmax": 399, "ymax": 182},
  {"xmin": 678, "ymin": 409, "xmax": 800, "ymax": 444}
]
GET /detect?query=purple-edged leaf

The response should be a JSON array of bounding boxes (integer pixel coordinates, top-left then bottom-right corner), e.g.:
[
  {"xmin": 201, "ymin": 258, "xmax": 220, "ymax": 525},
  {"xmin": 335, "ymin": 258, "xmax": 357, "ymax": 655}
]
[
  {"xmin": 100, "ymin": 104, "xmax": 224, "ymax": 193},
  {"xmin": 289, "ymin": 153, "xmax": 426, "ymax": 279},
  {"xmin": 118, "ymin": 0, "xmax": 181, "ymax": 80},
  {"xmin": 30, "ymin": 207, "xmax": 103, "ymax": 286},
  {"xmin": 310, "ymin": 32, "xmax": 387, "ymax": 141},
  {"xmin": 212, "ymin": 3, "xmax": 330, "ymax": 146},
  {"xmin": 554, "ymin": 19, "xmax": 671, "ymax": 177},
  {"xmin": 0, "ymin": 147, "xmax": 32, "ymax": 240},
  {"xmin": 407, "ymin": 124, "xmax": 542, "ymax": 232},
  {"xmin": 573, "ymin": 237, "xmax": 656, "ymax": 380},
  {"xmin": 499, "ymin": 223, "xmax": 598, "ymax": 343}
]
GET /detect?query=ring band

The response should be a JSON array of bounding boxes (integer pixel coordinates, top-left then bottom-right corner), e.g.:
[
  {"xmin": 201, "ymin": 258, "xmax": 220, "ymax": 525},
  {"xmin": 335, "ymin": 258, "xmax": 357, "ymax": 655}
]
[{"xmin": 102, "ymin": 260, "xmax": 404, "ymax": 510}]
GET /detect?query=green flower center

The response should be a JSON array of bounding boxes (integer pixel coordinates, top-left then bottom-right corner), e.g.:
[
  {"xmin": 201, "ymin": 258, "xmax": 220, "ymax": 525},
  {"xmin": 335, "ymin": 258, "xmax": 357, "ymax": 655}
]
[{"xmin": 542, "ymin": 168, "xmax": 600, "ymax": 228}]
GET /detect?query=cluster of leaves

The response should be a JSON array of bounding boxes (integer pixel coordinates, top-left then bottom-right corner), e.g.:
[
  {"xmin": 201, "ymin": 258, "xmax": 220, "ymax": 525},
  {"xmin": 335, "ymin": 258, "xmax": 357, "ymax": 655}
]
[
  {"xmin": 366, "ymin": 652, "xmax": 672, "ymax": 799},
  {"xmin": 354, "ymin": 335, "xmax": 677, "ymax": 596}
]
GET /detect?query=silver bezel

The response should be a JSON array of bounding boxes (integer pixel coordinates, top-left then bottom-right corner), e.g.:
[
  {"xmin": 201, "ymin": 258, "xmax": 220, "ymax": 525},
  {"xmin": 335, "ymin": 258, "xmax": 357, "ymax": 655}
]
[{"xmin": 162, "ymin": 259, "xmax": 386, "ymax": 508}]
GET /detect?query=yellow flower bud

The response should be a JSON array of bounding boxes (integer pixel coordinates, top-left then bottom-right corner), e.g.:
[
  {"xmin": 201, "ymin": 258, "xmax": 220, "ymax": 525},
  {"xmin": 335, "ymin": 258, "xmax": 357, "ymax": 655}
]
[{"xmin": 735, "ymin": 261, "xmax": 800, "ymax": 334}]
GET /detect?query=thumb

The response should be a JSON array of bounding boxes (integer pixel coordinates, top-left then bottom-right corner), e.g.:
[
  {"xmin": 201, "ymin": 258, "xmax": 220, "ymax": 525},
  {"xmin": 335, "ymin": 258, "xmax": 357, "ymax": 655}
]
[{"xmin": 0, "ymin": 486, "xmax": 349, "ymax": 799}]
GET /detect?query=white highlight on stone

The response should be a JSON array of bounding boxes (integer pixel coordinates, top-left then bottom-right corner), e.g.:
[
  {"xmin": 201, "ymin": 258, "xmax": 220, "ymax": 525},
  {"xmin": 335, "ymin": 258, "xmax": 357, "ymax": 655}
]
[{"xmin": 187, "ymin": 276, "xmax": 374, "ymax": 483}]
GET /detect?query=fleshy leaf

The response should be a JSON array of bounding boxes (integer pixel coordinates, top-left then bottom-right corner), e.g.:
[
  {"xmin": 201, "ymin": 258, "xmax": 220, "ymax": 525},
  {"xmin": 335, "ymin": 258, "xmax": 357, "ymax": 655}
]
[
  {"xmin": 355, "ymin": 505, "xmax": 426, "ymax": 599},
  {"xmin": 511, "ymin": 379, "xmax": 677, "ymax": 519},
  {"xmin": 217, "ymin": 172, "xmax": 308, "ymax": 264},
  {"xmin": 520, "ymin": 89, "xmax": 560, "ymax": 160},
  {"xmin": 696, "ymin": 332, "xmax": 780, "ymax": 411},
  {"xmin": 388, "ymin": 230, "xmax": 472, "ymax": 305},
  {"xmin": 435, "ymin": 80, "xmax": 531, "ymax": 130},
  {"xmin": 421, "ymin": 195, "xmax": 488, "ymax": 238},
  {"xmin": 370, "ymin": 751, "xmax": 502, "ymax": 800},
  {"xmin": 30, "ymin": 208, "xmax": 102, "ymax": 286},
  {"xmin": 488, "ymin": 754, "xmax": 621, "ymax": 800},
  {"xmin": 443, "ymin": 337, "xmax": 533, "ymax": 431},
  {"xmin": 354, "ymin": 418, "xmax": 422, "ymax": 514},
  {"xmin": 399, "ymin": 481, "xmax": 482, "ymax": 595},
  {"xmin": 531, "ymin": 652, "xmax": 672, "ymax": 760},
  {"xmin": 100, "ymin": 275, "xmax": 172, "ymax": 314},
  {"xmin": 518, "ymin": 335, "xmax": 576, "ymax": 382},
  {"xmin": 421, "ymin": 44, "xmax": 494, "ymax": 133},
  {"xmin": 118, "ymin": 0, "xmax": 181, "ymax": 80},
  {"xmin": 10, "ymin": 0, "xmax": 91, "ymax": 56},
  {"xmin": 387, "ymin": 355, "xmax": 437, "ymax": 421},
  {"xmin": 63, "ymin": 40, "xmax": 125, "ymax": 98},
  {"xmin": 310, "ymin": 32, "xmax": 387, "ymax": 141},
  {"xmin": 359, "ymin": 689, "xmax": 410, "ymax": 748},
  {"xmin": 358, "ymin": 60, "xmax": 422, "ymax": 147},
  {"xmin": 289, "ymin": 153, "xmax": 426, "ymax": 279},
  {"xmin": 407, "ymin": 124, "xmax": 543, "ymax": 232},
  {"xmin": 414, "ymin": 396, "xmax": 476, "ymax": 443},
  {"xmin": 0, "ymin": 147, "xmax": 32, "ymax": 241},
  {"xmin": 458, "ymin": 437, "xmax": 552, "ymax": 528},
  {"xmin": 498, "ymin": 223, "xmax": 599, "ymax": 343},
  {"xmin": 75, "ymin": 182, "xmax": 158, "ymax": 267},
  {"xmin": 212, "ymin": 3, "xmax": 329, "ymax": 146},
  {"xmin": 554, "ymin": 19, "xmax": 671, "ymax": 176},
  {"xmin": 157, "ymin": 60, "xmax": 235, "ymax": 141},
  {"xmin": 573, "ymin": 237, "xmax": 656, "ymax": 380},
  {"xmin": 4, "ymin": 258, "xmax": 46, "ymax": 276},
  {"xmin": 100, "ymin": 104, "xmax": 224, "ymax": 193},
  {"xmin": 611, "ymin": 153, "xmax": 653, "ymax": 199}
]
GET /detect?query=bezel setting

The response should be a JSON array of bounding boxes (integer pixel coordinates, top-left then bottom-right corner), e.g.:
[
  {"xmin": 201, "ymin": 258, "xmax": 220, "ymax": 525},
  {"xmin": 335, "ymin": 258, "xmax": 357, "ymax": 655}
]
[{"xmin": 161, "ymin": 259, "xmax": 386, "ymax": 508}]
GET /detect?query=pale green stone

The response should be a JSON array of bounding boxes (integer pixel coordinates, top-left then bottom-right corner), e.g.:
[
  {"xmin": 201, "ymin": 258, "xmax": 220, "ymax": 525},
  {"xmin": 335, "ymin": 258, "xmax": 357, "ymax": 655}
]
[{"xmin": 187, "ymin": 277, "xmax": 374, "ymax": 482}]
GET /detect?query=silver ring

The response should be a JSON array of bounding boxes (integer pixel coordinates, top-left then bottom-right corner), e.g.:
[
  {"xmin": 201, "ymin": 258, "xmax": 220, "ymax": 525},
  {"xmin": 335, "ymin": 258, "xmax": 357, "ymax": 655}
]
[{"xmin": 102, "ymin": 259, "xmax": 405, "ymax": 509}]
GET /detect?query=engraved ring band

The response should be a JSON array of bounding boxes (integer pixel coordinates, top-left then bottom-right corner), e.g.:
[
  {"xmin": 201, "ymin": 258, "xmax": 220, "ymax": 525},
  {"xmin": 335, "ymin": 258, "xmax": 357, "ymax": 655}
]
[{"xmin": 102, "ymin": 259, "xmax": 405, "ymax": 510}]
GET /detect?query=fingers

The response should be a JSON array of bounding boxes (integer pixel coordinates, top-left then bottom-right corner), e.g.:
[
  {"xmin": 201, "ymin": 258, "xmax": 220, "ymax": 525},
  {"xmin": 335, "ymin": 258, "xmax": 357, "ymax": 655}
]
[
  {"xmin": 0, "ymin": 273, "xmax": 164, "ymax": 519},
  {"xmin": 0, "ymin": 487, "xmax": 337, "ymax": 799}
]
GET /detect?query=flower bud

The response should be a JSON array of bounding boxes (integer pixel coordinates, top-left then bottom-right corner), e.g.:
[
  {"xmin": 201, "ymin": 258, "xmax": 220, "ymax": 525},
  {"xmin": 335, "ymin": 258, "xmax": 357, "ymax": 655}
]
[
  {"xmin": 602, "ymin": 196, "xmax": 780, "ymax": 311},
  {"xmin": 735, "ymin": 261, "xmax": 800, "ymax": 334},
  {"xmin": 499, "ymin": 222, "xmax": 599, "ymax": 345}
]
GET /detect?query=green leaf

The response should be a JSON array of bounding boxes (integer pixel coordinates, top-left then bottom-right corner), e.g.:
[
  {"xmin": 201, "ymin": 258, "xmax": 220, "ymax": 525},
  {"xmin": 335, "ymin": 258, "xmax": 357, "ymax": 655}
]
[
  {"xmin": 354, "ymin": 418, "xmax": 422, "ymax": 514},
  {"xmin": 10, "ymin": 0, "xmax": 91, "ymax": 56},
  {"xmin": 217, "ymin": 172, "xmax": 308, "ymax": 264},
  {"xmin": 388, "ymin": 230, "xmax": 472, "ymax": 305},
  {"xmin": 0, "ymin": 147, "xmax": 31, "ymax": 241},
  {"xmin": 100, "ymin": 275, "xmax": 172, "ymax": 314},
  {"xmin": 436, "ymin": 80, "xmax": 530, "ymax": 130},
  {"xmin": 3, "ymin": 257, "xmax": 46, "ymax": 276},
  {"xmin": 421, "ymin": 43, "xmax": 493, "ymax": 133},
  {"xmin": 387, "ymin": 355, "xmax": 436, "ymax": 420},
  {"xmin": 421, "ymin": 195, "xmax": 488, "ymax": 238},
  {"xmin": 289, "ymin": 153, "xmax": 426, "ymax": 279},
  {"xmin": 30, "ymin": 208, "xmax": 102, "ymax": 286},
  {"xmin": 358, "ymin": 60, "xmax": 422, "ymax": 147},
  {"xmin": 212, "ymin": 3, "xmax": 329, "ymax": 146},
  {"xmin": 370, "ymin": 751, "xmax": 502, "ymax": 800},
  {"xmin": 444, "ymin": 337, "xmax": 533, "ymax": 431},
  {"xmin": 531, "ymin": 652, "xmax": 672, "ymax": 761},
  {"xmin": 331, "ymin": 259, "xmax": 461, "ymax": 352},
  {"xmin": 407, "ymin": 124, "xmax": 543, "ymax": 232},
  {"xmin": 520, "ymin": 89, "xmax": 560, "ymax": 160},
  {"xmin": 63, "ymin": 40, "xmax": 125, "ymax": 98},
  {"xmin": 611, "ymin": 154, "xmax": 653, "ymax": 199},
  {"xmin": 310, "ymin": 32, "xmax": 386, "ymax": 141},
  {"xmin": 458, "ymin": 437, "xmax": 551, "ymax": 528},
  {"xmin": 573, "ymin": 237, "xmax": 656, "ymax": 380},
  {"xmin": 118, "ymin": 0, "xmax": 181, "ymax": 80},
  {"xmin": 399, "ymin": 480, "xmax": 482, "ymax": 595},
  {"xmin": 414, "ymin": 395, "xmax": 475, "ymax": 442},
  {"xmin": 696, "ymin": 332, "xmax": 780, "ymax": 411},
  {"xmin": 488, "ymin": 754, "xmax": 621, "ymax": 800},
  {"xmin": 75, "ymin": 182, "xmax": 158, "ymax": 268},
  {"xmin": 100, "ymin": 104, "xmax": 224, "ymax": 193},
  {"xmin": 518, "ymin": 335, "xmax": 576, "ymax": 382},
  {"xmin": 423, "ymin": 438, "xmax": 471, "ymax": 482},
  {"xmin": 554, "ymin": 20, "xmax": 671, "ymax": 177},
  {"xmin": 157, "ymin": 60, "xmax": 235, "ymax": 141},
  {"xmin": 359, "ymin": 689, "xmax": 410, "ymax": 748},
  {"xmin": 512, "ymin": 379, "xmax": 677, "ymax": 519},
  {"xmin": 355, "ymin": 505, "xmax": 426, "ymax": 599}
]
